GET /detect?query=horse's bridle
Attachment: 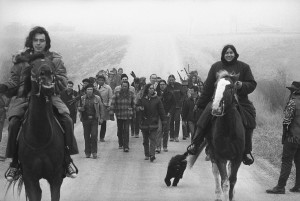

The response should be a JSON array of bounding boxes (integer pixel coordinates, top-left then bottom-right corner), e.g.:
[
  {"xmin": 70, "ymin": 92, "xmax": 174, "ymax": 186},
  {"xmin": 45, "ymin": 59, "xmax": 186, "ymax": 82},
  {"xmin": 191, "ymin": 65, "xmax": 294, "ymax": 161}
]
[
  {"xmin": 31, "ymin": 67, "xmax": 55, "ymax": 101},
  {"xmin": 211, "ymin": 78, "xmax": 238, "ymax": 117}
]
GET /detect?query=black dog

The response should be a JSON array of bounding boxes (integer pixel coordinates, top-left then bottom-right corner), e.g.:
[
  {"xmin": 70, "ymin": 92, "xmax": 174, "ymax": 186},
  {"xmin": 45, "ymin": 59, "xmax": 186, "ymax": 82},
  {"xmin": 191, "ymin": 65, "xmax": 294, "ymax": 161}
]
[{"xmin": 165, "ymin": 152, "xmax": 188, "ymax": 186}]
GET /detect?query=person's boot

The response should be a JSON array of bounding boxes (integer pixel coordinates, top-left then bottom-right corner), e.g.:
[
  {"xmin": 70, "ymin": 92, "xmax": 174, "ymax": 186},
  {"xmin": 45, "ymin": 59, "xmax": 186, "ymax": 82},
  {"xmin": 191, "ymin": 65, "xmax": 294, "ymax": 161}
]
[
  {"xmin": 5, "ymin": 160, "xmax": 20, "ymax": 182},
  {"xmin": 66, "ymin": 163, "xmax": 77, "ymax": 178},
  {"xmin": 290, "ymin": 186, "xmax": 300, "ymax": 192},
  {"xmin": 266, "ymin": 186, "xmax": 285, "ymax": 194},
  {"xmin": 64, "ymin": 147, "xmax": 77, "ymax": 178}
]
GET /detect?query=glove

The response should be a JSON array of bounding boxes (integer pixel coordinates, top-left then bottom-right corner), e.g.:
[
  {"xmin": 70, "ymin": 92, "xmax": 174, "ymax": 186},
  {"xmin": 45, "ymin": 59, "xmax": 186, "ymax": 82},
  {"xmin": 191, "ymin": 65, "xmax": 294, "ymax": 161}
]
[
  {"xmin": 130, "ymin": 71, "xmax": 136, "ymax": 78},
  {"xmin": 0, "ymin": 84, "xmax": 8, "ymax": 93}
]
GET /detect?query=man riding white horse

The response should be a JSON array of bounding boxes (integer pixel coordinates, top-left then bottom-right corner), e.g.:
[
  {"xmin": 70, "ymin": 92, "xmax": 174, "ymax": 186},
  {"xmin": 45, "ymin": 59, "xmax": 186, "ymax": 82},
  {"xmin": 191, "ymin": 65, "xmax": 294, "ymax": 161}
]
[{"xmin": 188, "ymin": 44, "xmax": 257, "ymax": 166}]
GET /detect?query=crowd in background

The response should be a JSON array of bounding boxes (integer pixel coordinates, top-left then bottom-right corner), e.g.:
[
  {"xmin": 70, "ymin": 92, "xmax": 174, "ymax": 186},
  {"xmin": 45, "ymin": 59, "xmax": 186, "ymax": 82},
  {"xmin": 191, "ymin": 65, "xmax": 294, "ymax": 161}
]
[{"xmin": 63, "ymin": 68, "xmax": 204, "ymax": 161}]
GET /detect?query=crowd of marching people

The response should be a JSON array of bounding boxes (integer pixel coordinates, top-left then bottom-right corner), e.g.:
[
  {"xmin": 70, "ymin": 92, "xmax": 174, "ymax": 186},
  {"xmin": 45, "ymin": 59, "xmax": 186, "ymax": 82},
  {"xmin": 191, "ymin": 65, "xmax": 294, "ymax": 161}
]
[
  {"xmin": 1, "ymin": 26, "xmax": 299, "ymax": 194},
  {"xmin": 64, "ymin": 67, "xmax": 204, "ymax": 162}
]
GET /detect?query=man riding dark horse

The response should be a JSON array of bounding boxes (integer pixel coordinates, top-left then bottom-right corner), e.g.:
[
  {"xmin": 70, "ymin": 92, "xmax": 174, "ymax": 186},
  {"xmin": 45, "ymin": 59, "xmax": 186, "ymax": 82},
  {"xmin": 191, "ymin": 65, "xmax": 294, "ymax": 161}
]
[
  {"xmin": 189, "ymin": 44, "xmax": 257, "ymax": 165},
  {"xmin": 0, "ymin": 26, "xmax": 78, "ymax": 181}
]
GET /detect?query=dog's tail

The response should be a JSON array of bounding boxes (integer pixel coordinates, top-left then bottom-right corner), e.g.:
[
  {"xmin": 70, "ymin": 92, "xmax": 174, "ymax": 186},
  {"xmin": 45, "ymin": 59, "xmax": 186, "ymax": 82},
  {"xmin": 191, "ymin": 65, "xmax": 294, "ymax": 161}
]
[{"xmin": 188, "ymin": 140, "xmax": 207, "ymax": 168}]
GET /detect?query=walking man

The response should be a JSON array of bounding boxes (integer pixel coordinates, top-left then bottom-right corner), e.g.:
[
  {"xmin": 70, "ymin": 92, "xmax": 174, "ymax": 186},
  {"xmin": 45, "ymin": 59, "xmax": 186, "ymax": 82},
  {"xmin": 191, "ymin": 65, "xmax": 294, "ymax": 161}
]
[
  {"xmin": 78, "ymin": 84, "xmax": 104, "ymax": 159},
  {"xmin": 110, "ymin": 81, "xmax": 135, "ymax": 152},
  {"xmin": 266, "ymin": 81, "xmax": 300, "ymax": 194},
  {"xmin": 96, "ymin": 74, "xmax": 113, "ymax": 142},
  {"xmin": 60, "ymin": 81, "xmax": 78, "ymax": 125}
]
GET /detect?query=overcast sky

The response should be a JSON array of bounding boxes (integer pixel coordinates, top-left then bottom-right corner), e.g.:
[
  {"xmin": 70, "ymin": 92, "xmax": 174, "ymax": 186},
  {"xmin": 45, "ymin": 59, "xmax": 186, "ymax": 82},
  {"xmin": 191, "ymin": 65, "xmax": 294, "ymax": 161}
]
[{"xmin": 1, "ymin": 0, "xmax": 300, "ymax": 35}]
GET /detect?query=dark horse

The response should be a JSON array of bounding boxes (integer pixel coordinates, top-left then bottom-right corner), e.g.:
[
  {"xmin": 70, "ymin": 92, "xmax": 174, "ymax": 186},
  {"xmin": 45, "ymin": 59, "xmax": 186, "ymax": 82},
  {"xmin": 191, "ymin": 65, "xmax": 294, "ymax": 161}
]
[
  {"xmin": 189, "ymin": 70, "xmax": 245, "ymax": 201},
  {"xmin": 12, "ymin": 58, "xmax": 65, "ymax": 201},
  {"xmin": 210, "ymin": 70, "xmax": 245, "ymax": 201}
]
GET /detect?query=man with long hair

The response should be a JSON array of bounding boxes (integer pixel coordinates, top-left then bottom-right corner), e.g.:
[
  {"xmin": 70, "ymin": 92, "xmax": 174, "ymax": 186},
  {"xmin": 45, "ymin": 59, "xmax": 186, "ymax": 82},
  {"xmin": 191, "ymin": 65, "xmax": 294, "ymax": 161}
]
[{"xmin": 0, "ymin": 26, "xmax": 78, "ymax": 181}]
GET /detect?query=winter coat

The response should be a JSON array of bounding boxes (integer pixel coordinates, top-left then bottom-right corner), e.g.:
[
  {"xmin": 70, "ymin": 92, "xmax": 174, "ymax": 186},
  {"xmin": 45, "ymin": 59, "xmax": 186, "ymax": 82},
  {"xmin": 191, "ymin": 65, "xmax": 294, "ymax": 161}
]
[
  {"xmin": 182, "ymin": 96, "xmax": 199, "ymax": 122},
  {"xmin": 137, "ymin": 93, "xmax": 166, "ymax": 130},
  {"xmin": 97, "ymin": 84, "xmax": 113, "ymax": 121},
  {"xmin": 157, "ymin": 89, "xmax": 175, "ymax": 114},
  {"xmin": 60, "ymin": 89, "xmax": 78, "ymax": 123},
  {"xmin": 114, "ymin": 85, "xmax": 135, "ymax": 94},
  {"xmin": 5, "ymin": 51, "xmax": 68, "ymax": 119},
  {"xmin": 80, "ymin": 94, "xmax": 105, "ymax": 122},
  {"xmin": 4, "ymin": 51, "xmax": 67, "ymax": 98},
  {"xmin": 110, "ymin": 90, "xmax": 136, "ymax": 120},
  {"xmin": 196, "ymin": 60, "xmax": 257, "ymax": 128},
  {"xmin": 166, "ymin": 82, "xmax": 185, "ymax": 108}
]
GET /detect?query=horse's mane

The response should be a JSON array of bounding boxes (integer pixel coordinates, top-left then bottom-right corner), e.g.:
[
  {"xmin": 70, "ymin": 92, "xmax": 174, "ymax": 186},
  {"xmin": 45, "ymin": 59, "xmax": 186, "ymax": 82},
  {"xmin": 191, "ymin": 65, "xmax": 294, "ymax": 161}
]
[{"xmin": 217, "ymin": 70, "xmax": 239, "ymax": 81}]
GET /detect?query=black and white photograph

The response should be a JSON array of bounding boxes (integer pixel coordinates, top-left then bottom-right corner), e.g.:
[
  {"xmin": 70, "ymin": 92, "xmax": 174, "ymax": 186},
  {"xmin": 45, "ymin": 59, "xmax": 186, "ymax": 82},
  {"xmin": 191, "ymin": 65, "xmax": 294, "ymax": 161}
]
[{"xmin": 0, "ymin": 0, "xmax": 300, "ymax": 200}]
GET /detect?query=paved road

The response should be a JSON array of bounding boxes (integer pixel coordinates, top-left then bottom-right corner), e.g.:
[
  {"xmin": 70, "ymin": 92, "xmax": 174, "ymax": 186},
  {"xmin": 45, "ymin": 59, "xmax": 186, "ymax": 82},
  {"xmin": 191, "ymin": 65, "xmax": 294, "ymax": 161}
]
[
  {"xmin": 1, "ymin": 35, "xmax": 299, "ymax": 201},
  {"xmin": 1, "ymin": 121, "xmax": 299, "ymax": 201}
]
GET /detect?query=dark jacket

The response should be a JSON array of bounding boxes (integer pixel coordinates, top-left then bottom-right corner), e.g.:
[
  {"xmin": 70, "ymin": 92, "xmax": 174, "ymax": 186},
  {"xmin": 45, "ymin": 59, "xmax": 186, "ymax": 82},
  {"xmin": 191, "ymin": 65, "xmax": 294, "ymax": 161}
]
[
  {"xmin": 4, "ymin": 51, "xmax": 67, "ymax": 98},
  {"xmin": 166, "ymin": 82, "xmax": 185, "ymax": 108},
  {"xmin": 137, "ymin": 93, "xmax": 166, "ymax": 130},
  {"xmin": 157, "ymin": 89, "xmax": 176, "ymax": 114},
  {"xmin": 196, "ymin": 60, "xmax": 257, "ymax": 128},
  {"xmin": 182, "ymin": 96, "xmax": 199, "ymax": 122},
  {"xmin": 197, "ymin": 60, "xmax": 257, "ymax": 109},
  {"xmin": 60, "ymin": 89, "xmax": 78, "ymax": 123}
]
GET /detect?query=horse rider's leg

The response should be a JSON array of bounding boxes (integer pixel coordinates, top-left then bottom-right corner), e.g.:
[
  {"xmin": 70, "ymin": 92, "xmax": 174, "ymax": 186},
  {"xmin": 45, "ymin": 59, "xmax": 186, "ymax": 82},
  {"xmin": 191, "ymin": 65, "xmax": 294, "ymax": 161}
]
[
  {"xmin": 189, "ymin": 102, "xmax": 213, "ymax": 154},
  {"xmin": 6, "ymin": 116, "xmax": 22, "ymax": 165},
  {"xmin": 216, "ymin": 160, "xmax": 230, "ymax": 201},
  {"xmin": 51, "ymin": 96, "xmax": 78, "ymax": 178},
  {"xmin": 229, "ymin": 161, "xmax": 241, "ymax": 201},
  {"xmin": 49, "ymin": 177, "xmax": 63, "ymax": 201},
  {"xmin": 243, "ymin": 128, "xmax": 254, "ymax": 165},
  {"xmin": 212, "ymin": 162, "xmax": 222, "ymax": 201},
  {"xmin": 23, "ymin": 176, "xmax": 42, "ymax": 201},
  {"xmin": 4, "ymin": 116, "xmax": 23, "ymax": 181}
]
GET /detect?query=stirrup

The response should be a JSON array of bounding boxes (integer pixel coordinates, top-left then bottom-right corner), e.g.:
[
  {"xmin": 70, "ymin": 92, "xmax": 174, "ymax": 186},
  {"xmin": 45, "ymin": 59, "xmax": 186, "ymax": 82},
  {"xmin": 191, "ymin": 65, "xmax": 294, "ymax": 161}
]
[
  {"xmin": 66, "ymin": 161, "xmax": 79, "ymax": 178},
  {"xmin": 187, "ymin": 143, "xmax": 198, "ymax": 155},
  {"xmin": 5, "ymin": 167, "xmax": 21, "ymax": 182}
]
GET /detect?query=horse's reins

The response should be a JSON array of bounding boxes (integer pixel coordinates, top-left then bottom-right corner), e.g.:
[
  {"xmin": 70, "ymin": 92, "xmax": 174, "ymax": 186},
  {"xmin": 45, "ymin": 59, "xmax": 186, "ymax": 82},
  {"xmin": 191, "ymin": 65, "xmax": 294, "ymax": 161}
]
[{"xmin": 21, "ymin": 69, "xmax": 57, "ymax": 150}]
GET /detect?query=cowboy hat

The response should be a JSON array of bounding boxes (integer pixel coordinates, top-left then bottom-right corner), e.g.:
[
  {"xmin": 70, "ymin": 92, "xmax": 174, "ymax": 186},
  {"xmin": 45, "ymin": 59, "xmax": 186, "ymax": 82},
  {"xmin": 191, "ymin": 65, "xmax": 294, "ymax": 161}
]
[{"xmin": 286, "ymin": 81, "xmax": 300, "ymax": 91}]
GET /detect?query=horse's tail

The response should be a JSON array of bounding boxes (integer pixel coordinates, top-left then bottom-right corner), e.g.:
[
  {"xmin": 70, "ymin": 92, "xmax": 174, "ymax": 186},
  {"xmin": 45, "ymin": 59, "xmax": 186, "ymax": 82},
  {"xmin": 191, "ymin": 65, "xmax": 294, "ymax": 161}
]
[
  {"xmin": 188, "ymin": 140, "xmax": 207, "ymax": 168},
  {"xmin": 5, "ymin": 175, "xmax": 26, "ymax": 200}
]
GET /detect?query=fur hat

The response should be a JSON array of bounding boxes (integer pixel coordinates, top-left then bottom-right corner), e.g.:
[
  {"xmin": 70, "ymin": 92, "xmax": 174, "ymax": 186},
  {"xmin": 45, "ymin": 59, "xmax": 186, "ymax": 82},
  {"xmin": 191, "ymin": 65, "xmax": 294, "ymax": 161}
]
[
  {"xmin": 286, "ymin": 81, "xmax": 300, "ymax": 91},
  {"xmin": 121, "ymin": 73, "xmax": 128, "ymax": 80}
]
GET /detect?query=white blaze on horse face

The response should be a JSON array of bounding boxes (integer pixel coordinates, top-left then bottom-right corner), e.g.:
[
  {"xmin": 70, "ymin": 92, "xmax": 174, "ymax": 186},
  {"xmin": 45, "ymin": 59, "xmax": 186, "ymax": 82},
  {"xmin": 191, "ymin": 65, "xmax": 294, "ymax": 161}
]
[{"xmin": 212, "ymin": 78, "xmax": 230, "ymax": 111}]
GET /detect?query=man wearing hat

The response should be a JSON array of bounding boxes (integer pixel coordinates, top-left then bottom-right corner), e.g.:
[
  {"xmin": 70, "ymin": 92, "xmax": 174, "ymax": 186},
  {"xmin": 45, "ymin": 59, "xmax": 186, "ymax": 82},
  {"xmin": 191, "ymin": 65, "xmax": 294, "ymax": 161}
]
[
  {"xmin": 78, "ymin": 83, "xmax": 104, "ymax": 159},
  {"xmin": 266, "ymin": 81, "xmax": 300, "ymax": 194}
]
